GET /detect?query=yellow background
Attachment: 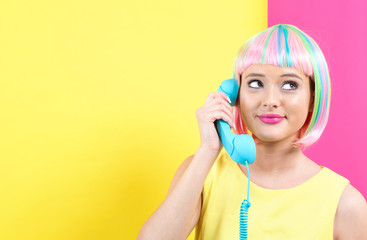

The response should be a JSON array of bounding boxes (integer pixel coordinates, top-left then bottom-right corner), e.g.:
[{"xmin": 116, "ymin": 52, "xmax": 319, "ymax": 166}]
[{"xmin": 0, "ymin": 0, "xmax": 266, "ymax": 239}]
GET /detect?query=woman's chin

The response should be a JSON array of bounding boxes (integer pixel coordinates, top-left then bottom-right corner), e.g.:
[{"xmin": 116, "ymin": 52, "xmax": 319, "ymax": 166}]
[{"xmin": 253, "ymin": 132, "xmax": 299, "ymax": 144}]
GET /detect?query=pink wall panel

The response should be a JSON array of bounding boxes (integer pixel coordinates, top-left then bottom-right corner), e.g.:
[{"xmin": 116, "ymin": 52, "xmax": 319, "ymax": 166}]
[{"xmin": 269, "ymin": 0, "xmax": 367, "ymax": 197}]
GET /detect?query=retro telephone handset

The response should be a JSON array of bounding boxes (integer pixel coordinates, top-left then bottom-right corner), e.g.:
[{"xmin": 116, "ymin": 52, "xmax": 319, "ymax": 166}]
[{"xmin": 215, "ymin": 78, "xmax": 256, "ymax": 240}]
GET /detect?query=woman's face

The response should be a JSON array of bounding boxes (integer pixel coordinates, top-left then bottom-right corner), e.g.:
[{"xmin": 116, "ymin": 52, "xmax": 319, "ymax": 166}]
[{"xmin": 239, "ymin": 64, "xmax": 314, "ymax": 143}]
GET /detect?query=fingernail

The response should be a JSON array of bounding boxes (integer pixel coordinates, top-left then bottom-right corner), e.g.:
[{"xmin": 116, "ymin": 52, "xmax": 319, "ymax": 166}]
[{"xmin": 227, "ymin": 96, "xmax": 231, "ymax": 104}]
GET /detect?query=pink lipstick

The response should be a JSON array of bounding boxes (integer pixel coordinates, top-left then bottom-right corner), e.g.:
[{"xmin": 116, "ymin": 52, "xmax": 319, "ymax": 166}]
[{"xmin": 258, "ymin": 114, "xmax": 285, "ymax": 124}]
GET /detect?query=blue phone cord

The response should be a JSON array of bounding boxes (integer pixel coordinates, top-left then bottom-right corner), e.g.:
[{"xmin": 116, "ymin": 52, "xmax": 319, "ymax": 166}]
[{"xmin": 239, "ymin": 161, "xmax": 251, "ymax": 240}]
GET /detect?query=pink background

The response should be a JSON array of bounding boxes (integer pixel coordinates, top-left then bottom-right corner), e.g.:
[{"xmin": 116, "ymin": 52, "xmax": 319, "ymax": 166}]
[{"xmin": 269, "ymin": 0, "xmax": 367, "ymax": 198}]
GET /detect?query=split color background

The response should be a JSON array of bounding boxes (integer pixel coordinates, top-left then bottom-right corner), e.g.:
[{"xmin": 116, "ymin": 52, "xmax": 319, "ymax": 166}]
[{"xmin": 0, "ymin": 0, "xmax": 365, "ymax": 239}]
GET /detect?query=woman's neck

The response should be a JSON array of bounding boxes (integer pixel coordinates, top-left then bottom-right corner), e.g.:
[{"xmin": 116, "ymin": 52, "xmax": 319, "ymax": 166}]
[{"xmin": 251, "ymin": 142, "xmax": 305, "ymax": 174}]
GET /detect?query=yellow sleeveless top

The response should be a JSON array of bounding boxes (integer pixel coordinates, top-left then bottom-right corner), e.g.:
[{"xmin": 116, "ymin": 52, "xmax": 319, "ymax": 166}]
[{"xmin": 195, "ymin": 149, "xmax": 350, "ymax": 240}]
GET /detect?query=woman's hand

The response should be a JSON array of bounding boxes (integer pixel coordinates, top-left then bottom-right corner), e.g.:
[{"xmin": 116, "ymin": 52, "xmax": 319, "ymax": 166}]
[{"xmin": 195, "ymin": 92, "xmax": 235, "ymax": 155}]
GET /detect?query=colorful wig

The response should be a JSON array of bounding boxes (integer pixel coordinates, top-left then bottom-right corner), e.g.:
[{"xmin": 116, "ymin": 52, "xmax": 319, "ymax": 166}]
[{"xmin": 232, "ymin": 24, "xmax": 331, "ymax": 150}]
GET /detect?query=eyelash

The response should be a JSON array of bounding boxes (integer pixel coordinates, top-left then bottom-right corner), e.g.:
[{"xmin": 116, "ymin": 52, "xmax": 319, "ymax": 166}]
[{"xmin": 247, "ymin": 80, "xmax": 299, "ymax": 90}]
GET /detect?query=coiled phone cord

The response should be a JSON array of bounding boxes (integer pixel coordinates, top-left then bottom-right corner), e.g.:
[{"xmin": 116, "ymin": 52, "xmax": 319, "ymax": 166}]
[{"xmin": 239, "ymin": 160, "xmax": 251, "ymax": 240}]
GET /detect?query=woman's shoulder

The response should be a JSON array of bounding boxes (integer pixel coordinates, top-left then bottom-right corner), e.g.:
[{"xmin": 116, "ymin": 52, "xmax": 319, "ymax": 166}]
[{"xmin": 334, "ymin": 183, "xmax": 367, "ymax": 239}]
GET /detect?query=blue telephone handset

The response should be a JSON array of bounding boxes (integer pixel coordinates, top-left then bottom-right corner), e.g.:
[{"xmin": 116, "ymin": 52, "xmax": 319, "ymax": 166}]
[
  {"xmin": 215, "ymin": 78, "xmax": 256, "ymax": 165},
  {"xmin": 214, "ymin": 78, "xmax": 256, "ymax": 240}
]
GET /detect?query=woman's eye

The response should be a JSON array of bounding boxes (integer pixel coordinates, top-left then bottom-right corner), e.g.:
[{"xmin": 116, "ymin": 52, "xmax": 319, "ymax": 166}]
[
  {"xmin": 248, "ymin": 80, "xmax": 263, "ymax": 88},
  {"xmin": 282, "ymin": 81, "xmax": 298, "ymax": 90}
]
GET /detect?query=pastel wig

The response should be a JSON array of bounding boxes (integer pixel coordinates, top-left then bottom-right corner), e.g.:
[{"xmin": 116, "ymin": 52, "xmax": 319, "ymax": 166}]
[{"xmin": 232, "ymin": 24, "xmax": 331, "ymax": 150}]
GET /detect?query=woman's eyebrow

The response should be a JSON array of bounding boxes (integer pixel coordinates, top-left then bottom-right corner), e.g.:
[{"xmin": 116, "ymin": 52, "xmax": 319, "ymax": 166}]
[{"xmin": 245, "ymin": 73, "xmax": 303, "ymax": 82}]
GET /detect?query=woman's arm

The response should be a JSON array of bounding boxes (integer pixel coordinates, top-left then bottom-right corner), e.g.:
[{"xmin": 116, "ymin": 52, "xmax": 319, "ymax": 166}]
[
  {"xmin": 137, "ymin": 147, "xmax": 218, "ymax": 240},
  {"xmin": 334, "ymin": 184, "xmax": 367, "ymax": 240}
]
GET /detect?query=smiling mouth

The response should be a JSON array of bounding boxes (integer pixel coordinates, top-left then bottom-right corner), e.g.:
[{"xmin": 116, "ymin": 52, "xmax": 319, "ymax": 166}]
[{"xmin": 257, "ymin": 116, "xmax": 285, "ymax": 124}]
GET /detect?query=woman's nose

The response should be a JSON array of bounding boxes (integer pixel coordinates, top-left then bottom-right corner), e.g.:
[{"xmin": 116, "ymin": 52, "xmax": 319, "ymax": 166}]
[{"xmin": 262, "ymin": 86, "xmax": 281, "ymax": 108}]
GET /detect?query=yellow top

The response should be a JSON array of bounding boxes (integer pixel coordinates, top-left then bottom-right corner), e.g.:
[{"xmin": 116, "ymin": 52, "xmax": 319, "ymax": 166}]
[{"xmin": 195, "ymin": 149, "xmax": 350, "ymax": 240}]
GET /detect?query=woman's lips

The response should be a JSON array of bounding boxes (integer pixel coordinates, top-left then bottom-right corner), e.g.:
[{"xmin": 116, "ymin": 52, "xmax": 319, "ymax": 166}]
[{"xmin": 258, "ymin": 114, "xmax": 285, "ymax": 124}]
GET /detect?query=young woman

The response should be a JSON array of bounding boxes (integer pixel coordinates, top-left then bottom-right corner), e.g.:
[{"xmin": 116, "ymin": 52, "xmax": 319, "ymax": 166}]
[{"xmin": 137, "ymin": 24, "xmax": 367, "ymax": 240}]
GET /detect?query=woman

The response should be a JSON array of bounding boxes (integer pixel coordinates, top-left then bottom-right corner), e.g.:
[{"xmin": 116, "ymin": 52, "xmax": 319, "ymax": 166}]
[{"xmin": 137, "ymin": 24, "xmax": 367, "ymax": 240}]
